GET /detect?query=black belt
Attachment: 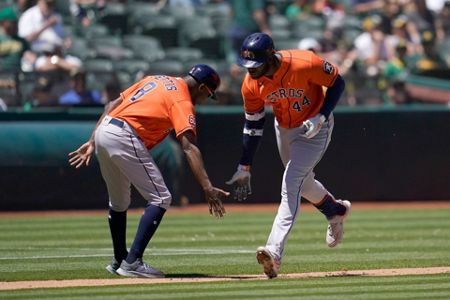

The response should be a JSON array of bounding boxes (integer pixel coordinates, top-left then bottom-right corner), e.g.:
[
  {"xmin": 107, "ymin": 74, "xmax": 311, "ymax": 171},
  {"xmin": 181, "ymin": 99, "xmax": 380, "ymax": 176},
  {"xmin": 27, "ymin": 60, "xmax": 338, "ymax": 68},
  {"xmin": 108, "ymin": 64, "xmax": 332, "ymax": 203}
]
[{"xmin": 109, "ymin": 118, "xmax": 124, "ymax": 128}]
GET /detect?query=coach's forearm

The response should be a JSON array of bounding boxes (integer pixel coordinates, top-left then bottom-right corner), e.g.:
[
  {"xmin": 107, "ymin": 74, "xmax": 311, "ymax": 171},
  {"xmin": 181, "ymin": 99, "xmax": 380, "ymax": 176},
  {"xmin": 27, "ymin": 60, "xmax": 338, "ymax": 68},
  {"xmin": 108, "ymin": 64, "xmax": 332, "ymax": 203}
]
[{"xmin": 183, "ymin": 143, "xmax": 213, "ymax": 191}]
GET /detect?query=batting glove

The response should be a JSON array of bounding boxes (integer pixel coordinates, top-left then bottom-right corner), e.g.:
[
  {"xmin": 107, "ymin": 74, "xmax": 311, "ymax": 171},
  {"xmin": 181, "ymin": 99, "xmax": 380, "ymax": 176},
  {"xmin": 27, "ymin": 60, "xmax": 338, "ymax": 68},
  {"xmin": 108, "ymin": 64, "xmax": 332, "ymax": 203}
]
[
  {"xmin": 226, "ymin": 165, "xmax": 251, "ymax": 202},
  {"xmin": 299, "ymin": 113, "xmax": 326, "ymax": 139}
]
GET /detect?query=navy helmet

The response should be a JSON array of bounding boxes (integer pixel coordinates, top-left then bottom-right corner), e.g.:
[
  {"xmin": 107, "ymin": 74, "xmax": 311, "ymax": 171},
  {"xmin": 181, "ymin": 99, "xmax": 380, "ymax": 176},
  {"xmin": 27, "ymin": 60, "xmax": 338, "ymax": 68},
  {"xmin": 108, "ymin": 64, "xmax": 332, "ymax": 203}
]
[
  {"xmin": 238, "ymin": 33, "xmax": 275, "ymax": 68},
  {"xmin": 188, "ymin": 64, "xmax": 221, "ymax": 99}
]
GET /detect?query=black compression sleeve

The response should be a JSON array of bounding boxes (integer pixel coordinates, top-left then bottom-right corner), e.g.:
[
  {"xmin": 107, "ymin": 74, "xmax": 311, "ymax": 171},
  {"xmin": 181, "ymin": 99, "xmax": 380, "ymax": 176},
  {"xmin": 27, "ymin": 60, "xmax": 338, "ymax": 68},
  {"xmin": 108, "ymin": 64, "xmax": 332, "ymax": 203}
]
[{"xmin": 319, "ymin": 75, "xmax": 345, "ymax": 119}]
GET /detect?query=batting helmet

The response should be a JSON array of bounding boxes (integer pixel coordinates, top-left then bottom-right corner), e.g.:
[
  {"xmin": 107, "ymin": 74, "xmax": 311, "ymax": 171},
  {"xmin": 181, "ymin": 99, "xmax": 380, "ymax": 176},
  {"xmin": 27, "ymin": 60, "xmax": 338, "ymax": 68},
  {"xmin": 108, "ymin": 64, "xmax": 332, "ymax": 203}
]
[
  {"xmin": 188, "ymin": 64, "xmax": 221, "ymax": 99},
  {"xmin": 238, "ymin": 33, "xmax": 275, "ymax": 68}
]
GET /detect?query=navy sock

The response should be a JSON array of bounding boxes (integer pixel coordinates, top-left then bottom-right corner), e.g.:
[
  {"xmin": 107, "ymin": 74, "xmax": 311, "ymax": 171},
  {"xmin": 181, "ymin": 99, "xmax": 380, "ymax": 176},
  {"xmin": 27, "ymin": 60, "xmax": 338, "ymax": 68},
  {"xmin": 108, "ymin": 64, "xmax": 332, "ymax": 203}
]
[
  {"xmin": 314, "ymin": 195, "xmax": 346, "ymax": 220},
  {"xmin": 126, "ymin": 204, "xmax": 166, "ymax": 264},
  {"xmin": 108, "ymin": 209, "xmax": 128, "ymax": 262}
]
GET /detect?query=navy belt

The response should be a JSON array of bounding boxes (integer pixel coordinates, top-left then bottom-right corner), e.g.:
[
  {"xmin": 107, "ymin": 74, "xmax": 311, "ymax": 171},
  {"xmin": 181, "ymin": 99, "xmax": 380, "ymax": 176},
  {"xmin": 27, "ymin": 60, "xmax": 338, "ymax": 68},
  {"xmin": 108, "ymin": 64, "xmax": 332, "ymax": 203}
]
[{"xmin": 109, "ymin": 118, "xmax": 124, "ymax": 128}]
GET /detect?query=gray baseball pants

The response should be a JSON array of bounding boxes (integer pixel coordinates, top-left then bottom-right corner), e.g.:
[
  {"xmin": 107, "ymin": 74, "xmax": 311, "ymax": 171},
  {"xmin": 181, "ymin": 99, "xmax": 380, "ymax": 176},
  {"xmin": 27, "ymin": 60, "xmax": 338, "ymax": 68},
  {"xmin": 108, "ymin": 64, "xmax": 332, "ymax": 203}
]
[
  {"xmin": 95, "ymin": 116, "xmax": 172, "ymax": 212},
  {"xmin": 266, "ymin": 114, "xmax": 334, "ymax": 261}
]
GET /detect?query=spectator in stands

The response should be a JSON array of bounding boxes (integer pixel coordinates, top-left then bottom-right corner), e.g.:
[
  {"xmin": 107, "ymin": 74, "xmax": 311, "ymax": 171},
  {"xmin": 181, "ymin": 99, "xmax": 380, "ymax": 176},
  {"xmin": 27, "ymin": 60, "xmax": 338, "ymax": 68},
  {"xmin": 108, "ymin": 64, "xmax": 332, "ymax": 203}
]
[
  {"xmin": 339, "ymin": 15, "xmax": 389, "ymax": 105},
  {"xmin": 34, "ymin": 43, "xmax": 81, "ymax": 73},
  {"xmin": 298, "ymin": 37, "xmax": 322, "ymax": 53},
  {"xmin": 284, "ymin": 0, "xmax": 311, "ymax": 20},
  {"xmin": 340, "ymin": 15, "xmax": 389, "ymax": 76},
  {"xmin": 225, "ymin": 0, "xmax": 271, "ymax": 102},
  {"xmin": 435, "ymin": 1, "xmax": 450, "ymax": 41},
  {"xmin": 404, "ymin": 0, "xmax": 436, "ymax": 35},
  {"xmin": 58, "ymin": 69, "xmax": 102, "ymax": 106},
  {"xmin": 31, "ymin": 75, "xmax": 56, "ymax": 106},
  {"xmin": 69, "ymin": 0, "xmax": 106, "ymax": 29},
  {"xmin": 0, "ymin": 6, "xmax": 35, "ymax": 73},
  {"xmin": 351, "ymin": 0, "xmax": 384, "ymax": 16},
  {"xmin": 412, "ymin": 30, "xmax": 448, "ymax": 73},
  {"xmin": 382, "ymin": 40, "xmax": 411, "ymax": 105},
  {"xmin": 18, "ymin": 0, "xmax": 67, "ymax": 55},
  {"xmin": 386, "ymin": 14, "xmax": 422, "ymax": 57},
  {"xmin": 17, "ymin": 0, "xmax": 37, "ymax": 14},
  {"xmin": 226, "ymin": 0, "xmax": 271, "ymax": 67}
]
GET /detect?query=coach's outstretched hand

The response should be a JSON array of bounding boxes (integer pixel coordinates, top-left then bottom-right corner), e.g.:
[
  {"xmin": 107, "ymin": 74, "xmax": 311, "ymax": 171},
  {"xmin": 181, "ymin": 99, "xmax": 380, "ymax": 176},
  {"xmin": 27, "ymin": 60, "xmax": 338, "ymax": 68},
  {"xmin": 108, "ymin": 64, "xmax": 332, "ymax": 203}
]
[
  {"xmin": 68, "ymin": 140, "xmax": 95, "ymax": 168},
  {"xmin": 204, "ymin": 186, "xmax": 229, "ymax": 218},
  {"xmin": 226, "ymin": 165, "xmax": 251, "ymax": 202}
]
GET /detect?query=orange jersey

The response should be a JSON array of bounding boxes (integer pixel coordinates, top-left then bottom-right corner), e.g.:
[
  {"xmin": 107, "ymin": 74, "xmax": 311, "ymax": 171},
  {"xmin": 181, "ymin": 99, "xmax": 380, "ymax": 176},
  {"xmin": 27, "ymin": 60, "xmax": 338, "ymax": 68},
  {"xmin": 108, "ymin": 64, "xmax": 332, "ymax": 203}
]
[
  {"xmin": 241, "ymin": 50, "xmax": 339, "ymax": 128},
  {"xmin": 109, "ymin": 75, "xmax": 196, "ymax": 149}
]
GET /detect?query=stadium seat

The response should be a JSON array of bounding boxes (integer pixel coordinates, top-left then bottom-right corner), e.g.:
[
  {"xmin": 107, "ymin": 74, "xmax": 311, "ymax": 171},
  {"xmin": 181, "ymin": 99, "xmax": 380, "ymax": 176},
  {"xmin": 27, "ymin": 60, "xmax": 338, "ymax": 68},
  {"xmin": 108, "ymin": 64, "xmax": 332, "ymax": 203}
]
[
  {"xmin": 114, "ymin": 59, "xmax": 151, "ymax": 78},
  {"xmin": 83, "ymin": 58, "xmax": 114, "ymax": 73},
  {"xmin": 269, "ymin": 14, "xmax": 290, "ymax": 30},
  {"xmin": 66, "ymin": 38, "xmax": 93, "ymax": 60},
  {"xmin": 165, "ymin": 47, "xmax": 204, "ymax": 63},
  {"xmin": 122, "ymin": 35, "xmax": 165, "ymax": 62},
  {"xmin": 275, "ymin": 39, "xmax": 301, "ymax": 50},
  {"xmin": 86, "ymin": 35, "xmax": 122, "ymax": 49},
  {"xmin": 179, "ymin": 16, "xmax": 223, "ymax": 59},
  {"xmin": 139, "ymin": 15, "xmax": 179, "ymax": 48},
  {"xmin": 92, "ymin": 44, "xmax": 134, "ymax": 60},
  {"xmin": 97, "ymin": 2, "xmax": 129, "ymax": 35},
  {"xmin": 147, "ymin": 60, "xmax": 185, "ymax": 77}
]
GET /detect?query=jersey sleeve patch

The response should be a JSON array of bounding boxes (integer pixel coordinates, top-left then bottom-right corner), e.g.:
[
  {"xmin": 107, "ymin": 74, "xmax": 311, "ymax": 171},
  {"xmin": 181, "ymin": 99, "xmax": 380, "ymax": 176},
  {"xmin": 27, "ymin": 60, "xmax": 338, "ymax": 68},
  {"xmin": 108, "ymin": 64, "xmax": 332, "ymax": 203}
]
[
  {"xmin": 188, "ymin": 114, "xmax": 196, "ymax": 127},
  {"xmin": 322, "ymin": 61, "xmax": 334, "ymax": 75}
]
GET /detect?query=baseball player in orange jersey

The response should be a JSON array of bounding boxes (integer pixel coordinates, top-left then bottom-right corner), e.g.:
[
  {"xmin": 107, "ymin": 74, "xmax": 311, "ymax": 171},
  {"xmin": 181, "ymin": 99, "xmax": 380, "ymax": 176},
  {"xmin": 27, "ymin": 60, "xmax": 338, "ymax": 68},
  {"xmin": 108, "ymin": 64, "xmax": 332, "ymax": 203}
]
[
  {"xmin": 69, "ymin": 64, "xmax": 229, "ymax": 278},
  {"xmin": 226, "ymin": 33, "xmax": 351, "ymax": 278}
]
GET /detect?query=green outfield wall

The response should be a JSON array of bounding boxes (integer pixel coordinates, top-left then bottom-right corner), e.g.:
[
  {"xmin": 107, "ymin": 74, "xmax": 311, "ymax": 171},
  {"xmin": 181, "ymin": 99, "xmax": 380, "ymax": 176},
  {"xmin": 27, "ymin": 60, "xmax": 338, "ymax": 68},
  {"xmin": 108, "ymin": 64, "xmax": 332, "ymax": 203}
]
[{"xmin": 0, "ymin": 105, "xmax": 449, "ymax": 210}]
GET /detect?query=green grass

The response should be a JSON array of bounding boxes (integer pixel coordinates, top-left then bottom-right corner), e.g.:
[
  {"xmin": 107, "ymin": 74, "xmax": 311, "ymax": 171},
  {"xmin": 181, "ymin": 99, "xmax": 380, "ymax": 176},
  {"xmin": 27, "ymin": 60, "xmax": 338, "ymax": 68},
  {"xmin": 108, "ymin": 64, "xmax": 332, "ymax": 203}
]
[{"xmin": 0, "ymin": 207, "xmax": 449, "ymax": 299}]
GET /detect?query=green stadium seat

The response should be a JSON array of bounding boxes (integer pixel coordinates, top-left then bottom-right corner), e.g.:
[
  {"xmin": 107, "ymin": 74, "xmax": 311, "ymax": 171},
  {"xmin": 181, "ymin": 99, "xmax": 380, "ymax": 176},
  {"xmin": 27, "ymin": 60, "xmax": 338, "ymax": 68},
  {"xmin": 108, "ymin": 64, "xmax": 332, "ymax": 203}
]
[
  {"xmin": 165, "ymin": 47, "xmax": 204, "ymax": 63},
  {"xmin": 269, "ymin": 14, "xmax": 290, "ymax": 30},
  {"xmin": 84, "ymin": 58, "xmax": 114, "ymax": 73},
  {"xmin": 139, "ymin": 15, "xmax": 179, "ymax": 48},
  {"xmin": 114, "ymin": 59, "xmax": 151, "ymax": 78},
  {"xmin": 66, "ymin": 38, "xmax": 93, "ymax": 60},
  {"xmin": 97, "ymin": 2, "xmax": 129, "ymax": 35},
  {"xmin": 122, "ymin": 35, "xmax": 165, "ymax": 62},
  {"xmin": 147, "ymin": 60, "xmax": 185, "ymax": 77}
]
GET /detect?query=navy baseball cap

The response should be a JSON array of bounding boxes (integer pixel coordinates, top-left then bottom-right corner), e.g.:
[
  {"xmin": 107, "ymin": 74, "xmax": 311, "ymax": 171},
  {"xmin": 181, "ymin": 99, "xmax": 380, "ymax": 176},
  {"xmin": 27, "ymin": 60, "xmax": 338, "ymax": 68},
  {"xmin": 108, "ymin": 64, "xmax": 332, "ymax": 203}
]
[
  {"xmin": 238, "ymin": 33, "xmax": 274, "ymax": 68},
  {"xmin": 188, "ymin": 64, "xmax": 221, "ymax": 100}
]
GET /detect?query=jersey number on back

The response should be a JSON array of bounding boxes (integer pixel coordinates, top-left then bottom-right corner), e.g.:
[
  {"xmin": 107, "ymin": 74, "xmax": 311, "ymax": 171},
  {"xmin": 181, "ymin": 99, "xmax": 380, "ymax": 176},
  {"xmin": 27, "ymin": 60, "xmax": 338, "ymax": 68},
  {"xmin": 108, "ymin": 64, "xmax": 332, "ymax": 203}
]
[{"xmin": 130, "ymin": 82, "xmax": 157, "ymax": 101}]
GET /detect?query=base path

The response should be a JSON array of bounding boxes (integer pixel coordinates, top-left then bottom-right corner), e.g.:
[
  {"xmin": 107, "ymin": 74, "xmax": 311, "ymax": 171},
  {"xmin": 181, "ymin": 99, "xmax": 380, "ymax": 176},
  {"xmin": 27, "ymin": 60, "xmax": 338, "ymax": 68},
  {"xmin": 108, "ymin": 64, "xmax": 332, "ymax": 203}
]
[{"xmin": 1, "ymin": 267, "xmax": 450, "ymax": 291}]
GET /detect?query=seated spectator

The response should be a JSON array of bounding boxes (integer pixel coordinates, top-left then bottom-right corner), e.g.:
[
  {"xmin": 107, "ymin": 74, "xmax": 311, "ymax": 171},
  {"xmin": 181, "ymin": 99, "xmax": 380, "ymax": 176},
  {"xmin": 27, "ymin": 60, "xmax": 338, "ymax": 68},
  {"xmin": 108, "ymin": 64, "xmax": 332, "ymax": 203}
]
[
  {"xmin": 31, "ymin": 75, "xmax": 56, "ymax": 106},
  {"xmin": 58, "ymin": 69, "xmax": 102, "ymax": 106},
  {"xmin": 69, "ymin": 0, "xmax": 106, "ymax": 29},
  {"xmin": 285, "ymin": 0, "xmax": 311, "ymax": 20},
  {"xmin": 34, "ymin": 43, "xmax": 82, "ymax": 73},
  {"xmin": 0, "ymin": 6, "xmax": 36, "ymax": 73},
  {"xmin": 17, "ymin": 0, "xmax": 37, "ymax": 14},
  {"xmin": 412, "ymin": 31, "xmax": 448, "ymax": 73},
  {"xmin": 382, "ymin": 40, "xmax": 411, "ymax": 105},
  {"xmin": 435, "ymin": 1, "xmax": 450, "ymax": 41},
  {"xmin": 298, "ymin": 37, "xmax": 322, "ymax": 53},
  {"xmin": 18, "ymin": 0, "xmax": 67, "ymax": 54}
]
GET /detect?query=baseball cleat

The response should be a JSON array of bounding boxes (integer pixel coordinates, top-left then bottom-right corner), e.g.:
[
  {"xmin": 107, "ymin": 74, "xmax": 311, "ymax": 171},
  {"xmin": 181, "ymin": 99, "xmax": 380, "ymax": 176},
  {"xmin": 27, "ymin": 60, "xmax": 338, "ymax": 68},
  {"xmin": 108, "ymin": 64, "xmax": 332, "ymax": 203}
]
[
  {"xmin": 326, "ymin": 200, "xmax": 352, "ymax": 247},
  {"xmin": 256, "ymin": 246, "xmax": 280, "ymax": 279},
  {"xmin": 117, "ymin": 258, "xmax": 165, "ymax": 278},
  {"xmin": 105, "ymin": 257, "xmax": 121, "ymax": 275}
]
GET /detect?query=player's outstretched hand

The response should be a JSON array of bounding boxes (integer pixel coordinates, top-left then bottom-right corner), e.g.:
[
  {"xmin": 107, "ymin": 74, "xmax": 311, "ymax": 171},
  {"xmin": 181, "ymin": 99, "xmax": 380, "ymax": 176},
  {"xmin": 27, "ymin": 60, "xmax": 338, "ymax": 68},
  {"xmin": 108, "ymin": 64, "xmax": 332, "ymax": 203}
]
[
  {"xmin": 226, "ymin": 165, "xmax": 251, "ymax": 202},
  {"xmin": 299, "ymin": 113, "xmax": 326, "ymax": 139},
  {"xmin": 68, "ymin": 140, "xmax": 95, "ymax": 168},
  {"xmin": 204, "ymin": 187, "xmax": 229, "ymax": 218}
]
